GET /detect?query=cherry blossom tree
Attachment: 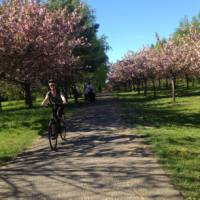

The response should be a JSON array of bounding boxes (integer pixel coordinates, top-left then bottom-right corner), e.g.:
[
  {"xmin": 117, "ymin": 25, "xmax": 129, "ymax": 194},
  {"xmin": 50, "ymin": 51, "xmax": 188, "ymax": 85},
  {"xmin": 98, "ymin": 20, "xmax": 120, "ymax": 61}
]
[
  {"xmin": 108, "ymin": 27, "xmax": 200, "ymax": 102},
  {"xmin": 0, "ymin": 2, "xmax": 87, "ymax": 107}
]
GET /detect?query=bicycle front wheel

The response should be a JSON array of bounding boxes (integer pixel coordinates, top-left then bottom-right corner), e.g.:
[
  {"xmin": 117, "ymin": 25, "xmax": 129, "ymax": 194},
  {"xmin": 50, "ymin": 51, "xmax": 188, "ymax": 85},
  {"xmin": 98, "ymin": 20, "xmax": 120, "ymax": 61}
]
[
  {"xmin": 60, "ymin": 122, "xmax": 67, "ymax": 140},
  {"xmin": 48, "ymin": 121, "xmax": 58, "ymax": 151}
]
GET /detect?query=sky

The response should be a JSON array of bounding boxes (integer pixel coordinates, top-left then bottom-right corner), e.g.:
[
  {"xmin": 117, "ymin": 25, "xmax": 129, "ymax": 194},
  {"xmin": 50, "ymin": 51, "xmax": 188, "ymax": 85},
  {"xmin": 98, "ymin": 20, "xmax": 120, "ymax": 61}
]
[{"xmin": 86, "ymin": 0, "xmax": 200, "ymax": 63}]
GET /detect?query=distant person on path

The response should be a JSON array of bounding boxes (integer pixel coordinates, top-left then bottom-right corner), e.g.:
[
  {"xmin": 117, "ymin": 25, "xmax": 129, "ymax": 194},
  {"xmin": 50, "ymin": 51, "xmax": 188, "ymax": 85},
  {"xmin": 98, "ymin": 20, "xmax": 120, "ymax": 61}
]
[
  {"xmin": 41, "ymin": 80, "xmax": 67, "ymax": 121},
  {"xmin": 71, "ymin": 84, "xmax": 79, "ymax": 104},
  {"xmin": 85, "ymin": 82, "xmax": 95, "ymax": 102},
  {"xmin": 84, "ymin": 83, "xmax": 88, "ymax": 102}
]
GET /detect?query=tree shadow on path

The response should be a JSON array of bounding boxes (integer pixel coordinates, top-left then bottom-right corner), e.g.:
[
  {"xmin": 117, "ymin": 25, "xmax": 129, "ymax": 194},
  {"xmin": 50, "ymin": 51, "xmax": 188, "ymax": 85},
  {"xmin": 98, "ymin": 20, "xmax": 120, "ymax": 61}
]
[
  {"xmin": 0, "ymin": 96, "xmax": 183, "ymax": 200},
  {"xmin": 64, "ymin": 97, "xmax": 133, "ymax": 132}
]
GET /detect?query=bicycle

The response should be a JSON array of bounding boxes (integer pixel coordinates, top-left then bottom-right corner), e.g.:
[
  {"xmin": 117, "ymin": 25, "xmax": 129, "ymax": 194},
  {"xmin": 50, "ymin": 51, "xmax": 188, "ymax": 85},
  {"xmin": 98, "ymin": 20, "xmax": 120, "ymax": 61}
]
[{"xmin": 48, "ymin": 104, "xmax": 67, "ymax": 151}]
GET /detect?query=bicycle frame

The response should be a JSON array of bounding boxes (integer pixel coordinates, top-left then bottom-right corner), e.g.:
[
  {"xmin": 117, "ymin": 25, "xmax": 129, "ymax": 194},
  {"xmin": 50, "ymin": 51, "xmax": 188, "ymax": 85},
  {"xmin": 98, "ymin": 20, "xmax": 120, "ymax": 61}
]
[{"xmin": 48, "ymin": 104, "xmax": 67, "ymax": 150}]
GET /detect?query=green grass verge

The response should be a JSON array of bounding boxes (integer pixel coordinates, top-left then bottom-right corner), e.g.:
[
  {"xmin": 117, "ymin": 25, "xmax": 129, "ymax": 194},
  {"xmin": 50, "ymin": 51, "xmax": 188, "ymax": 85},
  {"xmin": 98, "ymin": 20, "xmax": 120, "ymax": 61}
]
[
  {"xmin": 0, "ymin": 97, "xmax": 76, "ymax": 165},
  {"xmin": 116, "ymin": 89, "xmax": 200, "ymax": 200}
]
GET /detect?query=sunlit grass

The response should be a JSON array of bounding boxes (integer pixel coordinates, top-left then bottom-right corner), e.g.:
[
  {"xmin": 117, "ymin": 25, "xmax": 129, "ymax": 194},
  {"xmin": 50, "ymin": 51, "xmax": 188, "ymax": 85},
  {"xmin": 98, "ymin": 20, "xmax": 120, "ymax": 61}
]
[
  {"xmin": 117, "ymin": 89, "xmax": 200, "ymax": 200},
  {"xmin": 0, "ymin": 97, "xmax": 75, "ymax": 165}
]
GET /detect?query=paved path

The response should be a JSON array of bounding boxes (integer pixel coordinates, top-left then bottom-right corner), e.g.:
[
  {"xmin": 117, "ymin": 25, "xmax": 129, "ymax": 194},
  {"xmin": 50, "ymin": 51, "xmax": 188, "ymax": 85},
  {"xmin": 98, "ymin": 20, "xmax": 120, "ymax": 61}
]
[{"xmin": 0, "ymin": 96, "xmax": 183, "ymax": 200}]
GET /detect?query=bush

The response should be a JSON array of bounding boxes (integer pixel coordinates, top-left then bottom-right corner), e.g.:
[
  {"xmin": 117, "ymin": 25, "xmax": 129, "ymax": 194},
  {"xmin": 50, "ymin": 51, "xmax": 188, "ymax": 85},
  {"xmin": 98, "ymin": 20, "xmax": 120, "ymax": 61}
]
[{"xmin": 0, "ymin": 81, "xmax": 24, "ymax": 101}]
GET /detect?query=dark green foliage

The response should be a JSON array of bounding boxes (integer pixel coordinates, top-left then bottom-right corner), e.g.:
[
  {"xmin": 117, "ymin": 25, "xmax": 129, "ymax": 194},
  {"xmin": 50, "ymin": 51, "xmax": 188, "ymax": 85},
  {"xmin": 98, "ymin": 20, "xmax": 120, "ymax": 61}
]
[
  {"xmin": 46, "ymin": 0, "xmax": 109, "ymax": 85},
  {"xmin": 173, "ymin": 13, "xmax": 200, "ymax": 41},
  {"xmin": 0, "ymin": 81, "xmax": 24, "ymax": 101}
]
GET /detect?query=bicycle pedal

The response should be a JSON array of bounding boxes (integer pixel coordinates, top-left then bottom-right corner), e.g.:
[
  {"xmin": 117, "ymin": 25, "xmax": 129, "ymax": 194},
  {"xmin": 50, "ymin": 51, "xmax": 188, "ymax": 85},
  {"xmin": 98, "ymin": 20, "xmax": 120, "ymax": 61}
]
[{"xmin": 51, "ymin": 134, "xmax": 56, "ymax": 140}]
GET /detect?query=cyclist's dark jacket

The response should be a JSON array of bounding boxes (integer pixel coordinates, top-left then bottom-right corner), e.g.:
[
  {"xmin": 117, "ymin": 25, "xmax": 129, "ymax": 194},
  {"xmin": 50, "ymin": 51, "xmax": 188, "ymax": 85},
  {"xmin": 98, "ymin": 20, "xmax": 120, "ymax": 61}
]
[
  {"xmin": 48, "ymin": 91, "xmax": 63, "ymax": 105},
  {"xmin": 41, "ymin": 90, "xmax": 66, "ymax": 106}
]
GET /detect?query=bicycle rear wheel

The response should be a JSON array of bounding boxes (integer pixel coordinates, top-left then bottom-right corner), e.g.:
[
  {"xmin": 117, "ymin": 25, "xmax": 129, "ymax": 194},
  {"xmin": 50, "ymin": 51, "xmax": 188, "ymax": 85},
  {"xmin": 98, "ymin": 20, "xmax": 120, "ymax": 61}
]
[{"xmin": 48, "ymin": 121, "xmax": 58, "ymax": 151}]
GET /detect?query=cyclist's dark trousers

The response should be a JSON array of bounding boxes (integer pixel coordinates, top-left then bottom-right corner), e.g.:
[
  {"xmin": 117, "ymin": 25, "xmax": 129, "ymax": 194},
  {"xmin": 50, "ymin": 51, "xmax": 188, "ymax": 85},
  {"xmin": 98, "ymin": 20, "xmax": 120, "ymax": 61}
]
[
  {"xmin": 89, "ymin": 91, "xmax": 95, "ymax": 102},
  {"xmin": 52, "ymin": 104, "xmax": 64, "ymax": 132},
  {"xmin": 53, "ymin": 104, "xmax": 64, "ymax": 119}
]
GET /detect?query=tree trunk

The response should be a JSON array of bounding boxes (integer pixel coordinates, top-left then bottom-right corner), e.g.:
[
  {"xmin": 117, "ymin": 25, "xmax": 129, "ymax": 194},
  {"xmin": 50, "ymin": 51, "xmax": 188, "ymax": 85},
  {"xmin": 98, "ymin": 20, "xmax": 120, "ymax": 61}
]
[
  {"xmin": 63, "ymin": 81, "xmax": 69, "ymax": 102},
  {"xmin": 123, "ymin": 83, "xmax": 126, "ymax": 91},
  {"xmin": 128, "ymin": 80, "xmax": 132, "ymax": 91},
  {"xmin": 144, "ymin": 79, "xmax": 147, "ymax": 96},
  {"xmin": 192, "ymin": 78, "xmax": 195, "ymax": 87},
  {"xmin": 141, "ymin": 81, "xmax": 144, "ymax": 90},
  {"xmin": 98, "ymin": 85, "xmax": 102, "ymax": 92},
  {"xmin": 0, "ymin": 97, "xmax": 2, "ymax": 111},
  {"xmin": 152, "ymin": 79, "xmax": 156, "ymax": 98},
  {"xmin": 24, "ymin": 82, "xmax": 32, "ymax": 108},
  {"xmin": 133, "ymin": 83, "xmax": 136, "ymax": 91},
  {"xmin": 173, "ymin": 76, "xmax": 176, "ymax": 90},
  {"xmin": 186, "ymin": 75, "xmax": 189, "ymax": 89},
  {"xmin": 137, "ymin": 80, "xmax": 141, "ymax": 94},
  {"xmin": 132, "ymin": 79, "xmax": 136, "ymax": 91},
  {"xmin": 165, "ymin": 78, "xmax": 169, "ymax": 89},
  {"xmin": 158, "ymin": 79, "xmax": 161, "ymax": 89},
  {"xmin": 72, "ymin": 86, "xmax": 78, "ymax": 104},
  {"xmin": 171, "ymin": 76, "xmax": 175, "ymax": 103}
]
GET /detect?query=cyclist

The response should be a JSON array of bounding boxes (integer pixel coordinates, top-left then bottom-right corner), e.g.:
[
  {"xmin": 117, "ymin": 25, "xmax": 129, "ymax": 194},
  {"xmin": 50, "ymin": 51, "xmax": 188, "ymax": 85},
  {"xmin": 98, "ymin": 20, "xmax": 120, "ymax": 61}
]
[{"xmin": 41, "ymin": 80, "xmax": 67, "ymax": 129}]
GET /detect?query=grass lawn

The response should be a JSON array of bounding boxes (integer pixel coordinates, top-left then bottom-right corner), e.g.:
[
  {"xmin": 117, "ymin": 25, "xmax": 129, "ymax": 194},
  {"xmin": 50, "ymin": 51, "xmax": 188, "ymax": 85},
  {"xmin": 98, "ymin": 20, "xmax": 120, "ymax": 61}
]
[
  {"xmin": 116, "ymin": 89, "xmax": 200, "ymax": 200},
  {"xmin": 0, "ymin": 97, "xmax": 77, "ymax": 166}
]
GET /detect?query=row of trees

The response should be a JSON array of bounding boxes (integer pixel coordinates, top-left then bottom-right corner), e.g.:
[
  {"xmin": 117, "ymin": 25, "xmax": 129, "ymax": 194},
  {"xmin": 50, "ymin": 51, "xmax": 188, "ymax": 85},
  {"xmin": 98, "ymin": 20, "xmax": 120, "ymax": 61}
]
[
  {"xmin": 108, "ymin": 17, "xmax": 200, "ymax": 102},
  {"xmin": 0, "ymin": 0, "xmax": 109, "ymax": 108}
]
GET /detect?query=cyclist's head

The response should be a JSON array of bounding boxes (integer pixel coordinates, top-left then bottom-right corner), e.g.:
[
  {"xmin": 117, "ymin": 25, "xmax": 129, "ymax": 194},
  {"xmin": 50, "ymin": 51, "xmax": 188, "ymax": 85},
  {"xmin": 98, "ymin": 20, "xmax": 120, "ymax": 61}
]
[
  {"xmin": 48, "ymin": 79, "xmax": 54, "ymax": 84},
  {"xmin": 48, "ymin": 79, "xmax": 56, "ymax": 90}
]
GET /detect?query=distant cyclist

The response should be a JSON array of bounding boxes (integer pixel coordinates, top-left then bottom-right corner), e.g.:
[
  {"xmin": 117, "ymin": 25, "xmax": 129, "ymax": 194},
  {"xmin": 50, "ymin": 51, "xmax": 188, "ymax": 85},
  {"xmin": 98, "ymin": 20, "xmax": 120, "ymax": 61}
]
[{"xmin": 41, "ymin": 80, "xmax": 67, "ymax": 122}]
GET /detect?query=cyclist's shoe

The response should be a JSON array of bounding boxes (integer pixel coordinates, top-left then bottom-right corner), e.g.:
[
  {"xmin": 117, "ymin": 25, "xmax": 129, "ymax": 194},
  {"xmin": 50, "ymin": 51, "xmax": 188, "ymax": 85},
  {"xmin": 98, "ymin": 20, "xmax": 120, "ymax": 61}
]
[
  {"xmin": 51, "ymin": 136, "xmax": 56, "ymax": 140},
  {"xmin": 60, "ymin": 123, "xmax": 65, "ymax": 130},
  {"xmin": 56, "ymin": 127, "xmax": 61, "ymax": 134},
  {"xmin": 51, "ymin": 133, "xmax": 56, "ymax": 140}
]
